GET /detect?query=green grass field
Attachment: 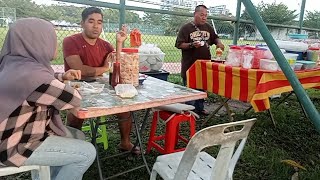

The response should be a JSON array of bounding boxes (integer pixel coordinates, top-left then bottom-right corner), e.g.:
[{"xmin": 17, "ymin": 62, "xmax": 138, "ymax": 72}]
[
  {"xmin": 5, "ymin": 86, "xmax": 320, "ymax": 180},
  {"xmin": 9, "ymin": 26, "xmax": 315, "ymax": 179}
]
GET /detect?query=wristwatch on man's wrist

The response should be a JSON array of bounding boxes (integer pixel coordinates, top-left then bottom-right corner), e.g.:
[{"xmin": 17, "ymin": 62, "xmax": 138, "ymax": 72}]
[{"xmin": 189, "ymin": 42, "xmax": 194, "ymax": 49}]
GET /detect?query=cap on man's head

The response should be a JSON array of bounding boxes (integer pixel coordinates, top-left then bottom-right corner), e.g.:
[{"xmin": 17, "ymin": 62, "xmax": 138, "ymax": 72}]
[{"xmin": 81, "ymin": 7, "xmax": 103, "ymax": 21}]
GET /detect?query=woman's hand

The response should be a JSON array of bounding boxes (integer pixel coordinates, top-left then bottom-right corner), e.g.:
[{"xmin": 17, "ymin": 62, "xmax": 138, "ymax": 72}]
[
  {"xmin": 116, "ymin": 24, "xmax": 128, "ymax": 43},
  {"xmin": 63, "ymin": 69, "xmax": 81, "ymax": 80}
]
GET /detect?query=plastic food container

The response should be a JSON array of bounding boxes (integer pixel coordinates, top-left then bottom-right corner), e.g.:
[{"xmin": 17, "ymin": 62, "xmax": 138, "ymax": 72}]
[
  {"xmin": 139, "ymin": 74, "xmax": 147, "ymax": 85},
  {"xmin": 241, "ymin": 46, "xmax": 255, "ymax": 69},
  {"xmin": 288, "ymin": 33, "xmax": 308, "ymax": 39},
  {"xmin": 78, "ymin": 82, "xmax": 105, "ymax": 95},
  {"xmin": 283, "ymin": 53, "xmax": 298, "ymax": 61},
  {"xmin": 260, "ymin": 59, "xmax": 280, "ymax": 71},
  {"xmin": 296, "ymin": 60, "xmax": 316, "ymax": 70},
  {"xmin": 107, "ymin": 48, "xmax": 140, "ymax": 87},
  {"xmin": 307, "ymin": 47, "xmax": 320, "ymax": 62},
  {"xmin": 285, "ymin": 50, "xmax": 304, "ymax": 60},
  {"xmin": 294, "ymin": 63, "xmax": 303, "ymax": 71},
  {"xmin": 275, "ymin": 40, "xmax": 308, "ymax": 52},
  {"xmin": 115, "ymin": 84, "xmax": 138, "ymax": 98},
  {"xmin": 139, "ymin": 53, "xmax": 165, "ymax": 72},
  {"xmin": 252, "ymin": 47, "xmax": 267, "ymax": 69},
  {"xmin": 256, "ymin": 45, "xmax": 273, "ymax": 59},
  {"xmin": 283, "ymin": 53, "xmax": 298, "ymax": 69},
  {"xmin": 225, "ymin": 45, "xmax": 242, "ymax": 67}
]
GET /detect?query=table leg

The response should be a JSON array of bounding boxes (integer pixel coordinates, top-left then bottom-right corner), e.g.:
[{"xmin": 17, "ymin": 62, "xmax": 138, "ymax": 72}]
[
  {"xmin": 297, "ymin": 99, "xmax": 308, "ymax": 118},
  {"xmin": 274, "ymin": 92, "xmax": 293, "ymax": 108},
  {"xmin": 90, "ymin": 118, "xmax": 104, "ymax": 180},
  {"xmin": 201, "ymin": 98, "xmax": 229, "ymax": 127},
  {"xmin": 219, "ymin": 96, "xmax": 234, "ymax": 122},
  {"xmin": 132, "ymin": 111, "xmax": 151, "ymax": 174},
  {"xmin": 275, "ymin": 91, "xmax": 307, "ymax": 118},
  {"xmin": 243, "ymin": 106, "xmax": 253, "ymax": 114},
  {"xmin": 134, "ymin": 109, "xmax": 151, "ymax": 145},
  {"xmin": 268, "ymin": 109, "xmax": 276, "ymax": 127},
  {"xmin": 90, "ymin": 109, "xmax": 150, "ymax": 180}
]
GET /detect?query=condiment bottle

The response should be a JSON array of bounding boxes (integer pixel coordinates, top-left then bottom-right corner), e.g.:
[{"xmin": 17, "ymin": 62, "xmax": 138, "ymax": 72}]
[
  {"xmin": 111, "ymin": 39, "xmax": 122, "ymax": 88},
  {"xmin": 111, "ymin": 62, "xmax": 120, "ymax": 87}
]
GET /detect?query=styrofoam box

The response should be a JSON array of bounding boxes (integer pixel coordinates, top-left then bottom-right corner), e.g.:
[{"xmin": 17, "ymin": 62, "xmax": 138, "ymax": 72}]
[
  {"xmin": 275, "ymin": 40, "xmax": 308, "ymax": 52},
  {"xmin": 139, "ymin": 53, "xmax": 165, "ymax": 72}
]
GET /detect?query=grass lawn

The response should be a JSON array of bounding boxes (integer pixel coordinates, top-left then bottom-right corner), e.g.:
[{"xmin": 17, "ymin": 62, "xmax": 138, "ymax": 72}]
[
  {"xmin": 3, "ymin": 74, "xmax": 320, "ymax": 180},
  {"xmin": 3, "ymin": 25, "xmax": 313, "ymax": 179},
  {"xmin": 80, "ymin": 78, "xmax": 320, "ymax": 180}
]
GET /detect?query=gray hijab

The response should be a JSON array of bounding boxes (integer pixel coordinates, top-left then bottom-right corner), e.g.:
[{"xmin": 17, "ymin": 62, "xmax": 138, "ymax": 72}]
[{"xmin": 0, "ymin": 18, "xmax": 65, "ymax": 135}]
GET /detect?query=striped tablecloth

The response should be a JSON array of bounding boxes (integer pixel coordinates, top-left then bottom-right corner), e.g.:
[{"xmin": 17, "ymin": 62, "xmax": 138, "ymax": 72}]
[{"xmin": 187, "ymin": 60, "xmax": 320, "ymax": 112}]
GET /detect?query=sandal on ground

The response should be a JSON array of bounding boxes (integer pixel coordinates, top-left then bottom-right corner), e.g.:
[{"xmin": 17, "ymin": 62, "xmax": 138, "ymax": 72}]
[
  {"xmin": 194, "ymin": 109, "xmax": 210, "ymax": 116},
  {"xmin": 119, "ymin": 145, "xmax": 141, "ymax": 155}
]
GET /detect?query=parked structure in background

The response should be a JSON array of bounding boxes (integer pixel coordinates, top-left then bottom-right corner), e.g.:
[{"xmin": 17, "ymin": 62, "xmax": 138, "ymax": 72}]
[
  {"xmin": 0, "ymin": 7, "xmax": 16, "ymax": 27},
  {"xmin": 208, "ymin": 5, "xmax": 230, "ymax": 16},
  {"xmin": 160, "ymin": 1, "xmax": 230, "ymax": 16},
  {"xmin": 160, "ymin": 0, "xmax": 204, "ymax": 11},
  {"xmin": 51, "ymin": 20, "xmax": 81, "ymax": 31},
  {"xmin": 182, "ymin": 0, "xmax": 204, "ymax": 10},
  {"xmin": 160, "ymin": 0, "xmax": 180, "ymax": 10}
]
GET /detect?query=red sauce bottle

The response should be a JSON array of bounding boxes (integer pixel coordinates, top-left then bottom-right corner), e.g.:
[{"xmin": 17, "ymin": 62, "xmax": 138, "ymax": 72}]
[{"xmin": 111, "ymin": 62, "xmax": 121, "ymax": 88}]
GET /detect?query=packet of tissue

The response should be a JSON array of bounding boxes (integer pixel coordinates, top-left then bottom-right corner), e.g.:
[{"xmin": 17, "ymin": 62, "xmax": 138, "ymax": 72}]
[{"xmin": 115, "ymin": 84, "xmax": 138, "ymax": 98}]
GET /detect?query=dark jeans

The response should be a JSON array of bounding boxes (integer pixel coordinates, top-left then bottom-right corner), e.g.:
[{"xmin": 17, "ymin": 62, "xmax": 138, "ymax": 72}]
[{"xmin": 183, "ymin": 78, "xmax": 204, "ymax": 112}]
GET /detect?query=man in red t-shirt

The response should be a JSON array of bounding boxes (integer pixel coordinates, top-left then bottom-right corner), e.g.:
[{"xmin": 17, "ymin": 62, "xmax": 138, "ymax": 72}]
[{"xmin": 63, "ymin": 7, "xmax": 140, "ymax": 154}]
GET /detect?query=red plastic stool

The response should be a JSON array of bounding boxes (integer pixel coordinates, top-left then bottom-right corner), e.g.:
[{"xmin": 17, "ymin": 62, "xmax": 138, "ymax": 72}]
[{"xmin": 146, "ymin": 110, "xmax": 196, "ymax": 154}]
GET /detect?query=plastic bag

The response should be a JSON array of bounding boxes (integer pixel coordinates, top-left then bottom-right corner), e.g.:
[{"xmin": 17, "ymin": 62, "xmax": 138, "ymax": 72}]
[
  {"xmin": 115, "ymin": 84, "xmax": 138, "ymax": 98},
  {"xmin": 80, "ymin": 82, "xmax": 105, "ymax": 94}
]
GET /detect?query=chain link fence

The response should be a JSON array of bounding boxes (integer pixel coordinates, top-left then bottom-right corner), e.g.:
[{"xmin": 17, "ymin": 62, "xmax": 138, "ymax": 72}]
[{"xmin": 1, "ymin": 1, "xmax": 320, "ymax": 75}]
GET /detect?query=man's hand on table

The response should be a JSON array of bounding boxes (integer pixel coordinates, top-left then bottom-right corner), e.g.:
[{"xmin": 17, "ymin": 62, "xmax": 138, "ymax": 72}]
[{"xmin": 63, "ymin": 69, "xmax": 81, "ymax": 80}]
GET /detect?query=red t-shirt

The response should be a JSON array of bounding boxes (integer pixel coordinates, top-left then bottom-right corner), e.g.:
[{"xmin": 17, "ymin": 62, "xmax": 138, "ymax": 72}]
[{"xmin": 63, "ymin": 33, "xmax": 114, "ymax": 71}]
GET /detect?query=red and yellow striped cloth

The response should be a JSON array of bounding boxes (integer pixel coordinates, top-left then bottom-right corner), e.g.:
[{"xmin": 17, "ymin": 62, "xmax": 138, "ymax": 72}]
[{"xmin": 187, "ymin": 60, "xmax": 320, "ymax": 112}]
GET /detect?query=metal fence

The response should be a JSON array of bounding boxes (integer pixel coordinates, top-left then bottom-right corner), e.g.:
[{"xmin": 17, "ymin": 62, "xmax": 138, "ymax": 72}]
[
  {"xmin": 1, "ymin": 0, "xmax": 320, "ymax": 75},
  {"xmin": 0, "ymin": 7, "xmax": 16, "ymax": 27}
]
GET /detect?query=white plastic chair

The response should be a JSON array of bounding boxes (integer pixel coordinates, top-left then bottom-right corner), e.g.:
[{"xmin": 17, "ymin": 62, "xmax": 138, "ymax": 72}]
[
  {"xmin": 150, "ymin": 118, "xmax": 256, "ymax": 180},
  {"xmin": 0, "ymin": 165, "xmax": 51, "ymax": 180}
]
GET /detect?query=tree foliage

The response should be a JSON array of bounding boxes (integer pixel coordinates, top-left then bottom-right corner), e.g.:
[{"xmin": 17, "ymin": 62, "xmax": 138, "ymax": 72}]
[
  {"xmin": 241, "ymin": 2, "xmax": 298, "ymax": 25},
  {"xmin": 0, "ymin": 0, "xmax": 40, "ymax": 18},
  {"xmin": 214, "ymin": 20, "xmax": 234, "ymax": 35},
  {"xmin": 304, "ymin": 10, "xmax": 320, "ymax": 29},
  {"xmin": 164, "ymin": 8, "xmax": 191, "ymax": 35},
  {"xmin": 142, "ymin": 12, "xmax": 164, "ymax": 26},
  {"xmin": 0, "ymin": 0, "xmax": 140, "ymax": 24}
]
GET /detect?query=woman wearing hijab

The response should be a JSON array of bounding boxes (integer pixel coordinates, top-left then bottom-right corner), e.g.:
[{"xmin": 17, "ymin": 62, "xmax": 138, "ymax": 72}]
[{"xmin": 0, "ymin": 18, "xmax": 96, "ymax": 180}]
